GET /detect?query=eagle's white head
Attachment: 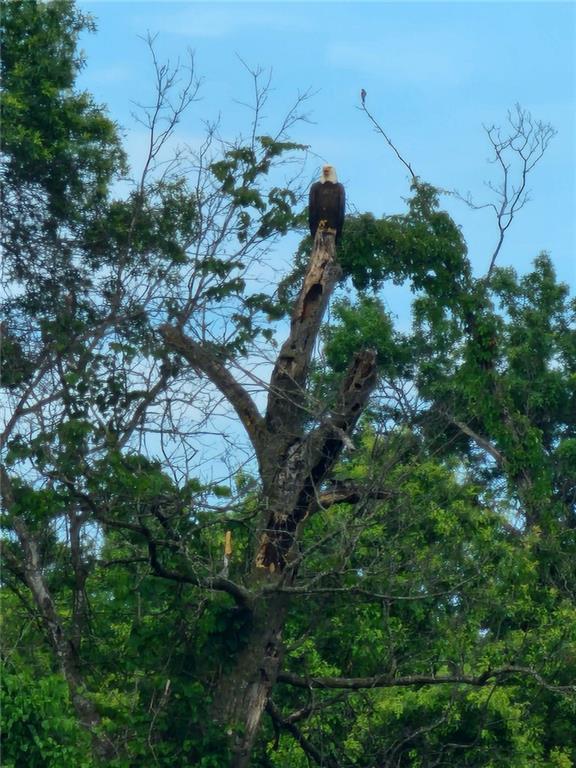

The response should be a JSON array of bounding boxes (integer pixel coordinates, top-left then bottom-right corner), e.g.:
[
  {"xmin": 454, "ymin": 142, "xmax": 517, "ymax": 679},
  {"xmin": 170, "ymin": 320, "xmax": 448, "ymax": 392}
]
[{"xmin": 321, "ymin": 165, "xmax": 338, "ymax": 183}]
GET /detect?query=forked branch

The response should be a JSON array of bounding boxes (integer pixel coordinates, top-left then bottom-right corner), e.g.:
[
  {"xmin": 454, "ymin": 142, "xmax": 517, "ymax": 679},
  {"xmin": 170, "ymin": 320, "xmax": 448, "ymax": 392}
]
[{"xmin": 453, "ymin": 105, "xmax": 555, "ymax": 277}]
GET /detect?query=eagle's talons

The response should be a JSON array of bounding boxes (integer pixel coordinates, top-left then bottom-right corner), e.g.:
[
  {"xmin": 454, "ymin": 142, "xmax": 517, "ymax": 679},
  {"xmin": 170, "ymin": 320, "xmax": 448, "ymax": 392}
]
[{"xmin": 317, "ymin": 220, "xmax": 337, "ymax": 239}]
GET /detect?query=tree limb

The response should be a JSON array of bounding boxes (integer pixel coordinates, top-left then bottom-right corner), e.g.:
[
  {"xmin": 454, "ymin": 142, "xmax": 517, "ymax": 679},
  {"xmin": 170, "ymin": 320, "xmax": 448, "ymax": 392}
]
[
  {"xmin": 256, "ymin": 349, "xmax": 378, "ymax": 572},
  {"xmin": 317, "ymin": 482, "xmax": 393, "ymax": 509},
  {"xmin": 266, "ymin": 700, "xmax": 340, "ymax": 768},
  {"xmin": 158, "ymin": 322, "xmax": 266, "ymax": 463},
  {"xmin": 9, "ymin": 515, "xmax": 116, "ymax": 759},
  {"xmin": 278, "ymin": 667, "xmax": 575, "ymax": 693},
  {"xmin": 264, "ymin": 230, "xmax": 342, "ymax": 447},
  {"xmin": 96, "ymin": 513, "xmax": 254, "ymax": 607},
  {"xmin": 358, "ymin": 95, "xmax": 418, "ymax": 183}
]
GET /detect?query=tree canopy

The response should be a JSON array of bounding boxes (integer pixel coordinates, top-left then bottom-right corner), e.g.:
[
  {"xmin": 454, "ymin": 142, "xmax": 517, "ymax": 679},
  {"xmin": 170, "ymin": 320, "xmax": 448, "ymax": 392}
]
[{"xmin": 1, "ymin": 2, "xmax": 575, "ymax": 767}]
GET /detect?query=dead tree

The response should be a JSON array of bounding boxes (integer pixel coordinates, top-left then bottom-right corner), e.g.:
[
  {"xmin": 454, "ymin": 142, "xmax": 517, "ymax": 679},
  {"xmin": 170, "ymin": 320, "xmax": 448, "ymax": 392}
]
[{"xmin": 161, "ymin": 228, "xmax": 378, "ymax": 766}]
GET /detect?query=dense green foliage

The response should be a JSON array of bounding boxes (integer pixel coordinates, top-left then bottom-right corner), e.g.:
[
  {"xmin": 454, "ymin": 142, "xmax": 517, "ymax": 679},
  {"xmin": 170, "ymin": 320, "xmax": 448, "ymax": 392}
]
[
  {"xmin": 1, "ymin": 671, "xmax": 92, "ymax": 768},
  {"xmin": 1, "ymin": 2, "xmax": 575, "ymax": 766}
]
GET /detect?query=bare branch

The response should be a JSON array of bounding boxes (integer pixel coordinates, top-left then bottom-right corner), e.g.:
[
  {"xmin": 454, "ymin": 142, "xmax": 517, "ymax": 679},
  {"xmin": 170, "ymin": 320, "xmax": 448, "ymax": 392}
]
[
  {"xmin": 442, "ymin": 412, "xmax": 504, "ymax": 466},
  {"xmin": 452, "ymin": 105, "xmax": 555, "ymax": 276},
  {"xmin": 133, "ymin": 34, "xmax": 202, "ymax": 193},
  {"xmin": 158, "ymin": 323, "xmax": 266, "ymax": 463},
  {"xmin": 278, "ymin": 667, "xmax": 575, "ymax": 693},
  {"xmin": 358, "ymin": 93, "xmax": 418, "ymax": 183},
  {"xmin": 263, "ymin": 230, "xmax": 344, "ymax": 474}
]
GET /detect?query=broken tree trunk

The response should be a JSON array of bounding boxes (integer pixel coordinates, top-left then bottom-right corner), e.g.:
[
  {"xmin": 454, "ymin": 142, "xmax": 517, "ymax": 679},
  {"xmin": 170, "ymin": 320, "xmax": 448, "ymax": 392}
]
[{"xmin": 162, "ymin": 230, "xmax": 378, "ymax": 766}]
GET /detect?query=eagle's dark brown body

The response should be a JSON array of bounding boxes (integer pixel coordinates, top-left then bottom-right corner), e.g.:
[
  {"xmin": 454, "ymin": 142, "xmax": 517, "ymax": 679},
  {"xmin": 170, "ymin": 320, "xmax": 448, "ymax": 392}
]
[{"xmin": 308, "ymin": 172, "xmax": 345, "ymax": 244}]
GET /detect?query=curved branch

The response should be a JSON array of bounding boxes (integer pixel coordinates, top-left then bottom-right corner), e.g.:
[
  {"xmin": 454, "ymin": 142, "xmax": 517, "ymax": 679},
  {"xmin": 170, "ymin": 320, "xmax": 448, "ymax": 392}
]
[
  {"xmin": 159, "ymin": 323, "xmax": 265, "ymax": 463},
  {"xmin": 97, "ymin": 513, "xmax": 253, "ymax": 607}
]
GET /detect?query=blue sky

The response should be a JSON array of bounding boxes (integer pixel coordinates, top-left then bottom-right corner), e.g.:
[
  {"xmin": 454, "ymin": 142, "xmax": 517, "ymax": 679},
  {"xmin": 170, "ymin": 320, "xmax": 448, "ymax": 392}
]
[{"xmin": 77, "ymin": 1, "xmax": 575, "ymax": 290}]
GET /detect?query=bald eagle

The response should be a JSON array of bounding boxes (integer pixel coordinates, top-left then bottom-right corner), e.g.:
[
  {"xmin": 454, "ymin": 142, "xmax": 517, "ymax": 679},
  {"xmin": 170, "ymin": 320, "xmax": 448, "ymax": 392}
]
[{"xmin": 308, "ymin": 165, "xmax": 345, "ymax": 244}]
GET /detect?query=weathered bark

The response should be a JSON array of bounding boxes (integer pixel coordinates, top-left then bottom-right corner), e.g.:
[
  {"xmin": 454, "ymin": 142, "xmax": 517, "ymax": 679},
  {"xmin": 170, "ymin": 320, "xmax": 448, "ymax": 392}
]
[
  {"xmin": 256, "ymin": 347, "xmax": 378, "ymax": 573},
  {"xmin": 10, "ymin": 514, "xmax": 115, "ymax": 761},
  {"xmin": 161, "ymin": 231, "xmax": 378, "ymax": 764},
  {"xmin": 264, "ymin": 230, "xmax": 342, "ymax": 448},
  {"xmin": 211, "ymin": 592, "xmax": 290, "ymax": 768}
]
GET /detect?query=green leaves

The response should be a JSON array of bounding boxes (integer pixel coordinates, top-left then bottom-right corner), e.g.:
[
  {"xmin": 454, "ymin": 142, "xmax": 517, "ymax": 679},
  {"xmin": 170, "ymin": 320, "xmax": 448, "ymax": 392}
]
[
  {"xmin": 2, "ymin": 3, "xmax": 574, "ymax": 765},
  {"xmin": 209, "ymin": 135, "xmax": 305, "ymax": 250},
  {"xmin": 265, "ymin": 185, "xmax": 576, "ymax": 765},
  {"xmin": 1, "ymin": 0, "xmax": 125, "ymax": 271},
  {"xmin": 0, "ymin": 671, "xmax": 92, "ymax": 768},
  {"xmin": 337, "ymin": 182, "xmax": 470, "ymax": 297},
  {"xmin": 323, "ymin": 295, "xmax": 402, "ymax": 374}
]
